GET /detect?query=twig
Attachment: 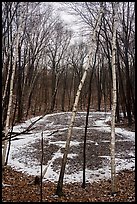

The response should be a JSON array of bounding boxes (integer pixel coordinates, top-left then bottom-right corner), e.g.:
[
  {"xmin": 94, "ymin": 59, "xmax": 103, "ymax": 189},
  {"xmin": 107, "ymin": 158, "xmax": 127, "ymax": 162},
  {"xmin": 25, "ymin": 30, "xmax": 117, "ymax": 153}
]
[{"xmin": 2, "ymin": 115, "xmax": 44, "ymax": 141}]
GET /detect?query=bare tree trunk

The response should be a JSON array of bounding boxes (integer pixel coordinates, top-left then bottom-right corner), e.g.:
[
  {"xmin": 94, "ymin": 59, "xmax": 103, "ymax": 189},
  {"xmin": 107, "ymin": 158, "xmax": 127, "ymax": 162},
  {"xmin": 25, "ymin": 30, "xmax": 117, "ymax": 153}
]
[
  {"xmin": 61, "ymin": 72, "xmax": 67, "ymax": 112},
  {"xmin": 40, "ymin": 131, "xmax": 43, "ymax": 202},
  {"xmin": 56, "ymin": 4, "xmax": 104, "ymax": 196},
  {"xmin": 97, "ymin": 64, "xmax": 102, "ymax": 111},
  {"xmin": 116, "ymin": 41, "xmax": 127, "ymax": 118},
  {"xmin": 25, "ymin": 74, "xmax": 39, "ymax": 118},
  {"xmin": 116, "ymin": 75, "xmax": 120, "ymax": 123},
  {"xmin": 5, "ymin": 97, "xmax": 18, "ymax": 165},
  {"xmin": 16, "ymin": 44, "xmax": 23, "ymax": 122},
  {"xmin": 2, "ymin": 6, "xmax": 25, "ymax": 166},
  {"xmin": 82, "ymin": 70, "xmax": 93, "ymax": 188},
  {"xmin": 110, "ymin": 2, "xmax": 118, "ymax": 195},
  {"xmin": 82, "ymin": 30, "xmax": 100, "ymax": 188},
  {"xmin": 50, "ymin": 72, "xmax": 60, "ymax": 112},
  {"xmin": 2, "ymin": 36, "xmax": 19, "ymax": 167},
  {"xmin": 2, "ymin": 58, "xmax": 11, "ymax": 109}
]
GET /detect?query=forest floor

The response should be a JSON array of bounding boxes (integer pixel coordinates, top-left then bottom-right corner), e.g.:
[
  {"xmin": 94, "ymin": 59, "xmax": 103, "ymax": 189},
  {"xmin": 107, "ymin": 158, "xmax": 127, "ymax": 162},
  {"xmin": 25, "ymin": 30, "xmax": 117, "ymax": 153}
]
[
  {"xmin": 2, "ymin": 111, "xmax": 135, "ymax": 202},
  {"xmin": 2, "ymin": 166, "xmax": 135, "ymax": 202}
]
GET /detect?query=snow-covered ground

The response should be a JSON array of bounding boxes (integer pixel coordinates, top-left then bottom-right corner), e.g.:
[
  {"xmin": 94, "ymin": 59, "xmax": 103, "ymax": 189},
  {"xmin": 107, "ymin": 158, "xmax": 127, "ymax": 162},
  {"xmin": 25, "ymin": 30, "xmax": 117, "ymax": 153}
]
[{"xmin": 7, "ymin": 111, "xmax": 135, "ymax": 184}]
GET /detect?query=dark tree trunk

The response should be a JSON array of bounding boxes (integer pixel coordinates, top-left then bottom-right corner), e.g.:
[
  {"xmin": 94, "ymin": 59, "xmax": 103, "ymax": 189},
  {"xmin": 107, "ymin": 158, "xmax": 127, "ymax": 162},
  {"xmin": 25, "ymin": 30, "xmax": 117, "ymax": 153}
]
[
  {"xmin": 82, "ymin": 71, "xmax": 92, "ymax": 188},
  {"xmin": 116, "ymin": 41, "xmax": 127, "ymax": 118},
  {"xmin": 61, "ymin": 72, "xmax": 67, "ymax": 112},
  {"xmin": 97, "ymin": 68, "xmax": 102, "ymax": 111},
  {"xmin": 5, "ymin": 97, "xmax": 18, "ymax": 165},
  {"xmin": 82, "ymin": 35, "xmax": 99, "ymax": 187},
  {"xmin": 124, "ymin": 43, "xmax": 132, "ymax": 126},
  {"xmin": 17, "ymin": 45, "xmax": 23, "ymax": 122},
  {"xmin": 116, "ymin": 76, "xmax": 120, "ymax": 123},
  {"xmin": 50, "ymin": 62, "xmax": 56, "ymax": 112}
]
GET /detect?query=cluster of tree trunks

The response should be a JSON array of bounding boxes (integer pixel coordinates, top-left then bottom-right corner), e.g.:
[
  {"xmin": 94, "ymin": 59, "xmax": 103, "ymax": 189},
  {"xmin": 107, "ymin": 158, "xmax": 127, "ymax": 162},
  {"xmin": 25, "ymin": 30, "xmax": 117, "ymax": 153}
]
[
  {"xmin": 2, "ymin": 3, "xmax": 135, "ymax": 131},
  {"xmin": 2, "ymin": 1, "xmax": 135, "ymax": 196}
]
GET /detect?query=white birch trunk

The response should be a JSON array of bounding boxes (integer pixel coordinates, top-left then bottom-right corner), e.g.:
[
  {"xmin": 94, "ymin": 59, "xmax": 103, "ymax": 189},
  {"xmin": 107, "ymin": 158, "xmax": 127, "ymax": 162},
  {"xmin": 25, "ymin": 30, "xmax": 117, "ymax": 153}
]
[
  {"xmin": 2, "ymin": 37, "xmax": 17, "ymax": 108},
  {"xmin": 110, "ymin": 2, "xmax": 118, "ymax": 194},
  {"xmin": 2, "ymin": 3, "xmax": 29, "ymax": 167},
  {"xmin": 2, "ymin": 16, "xmax": 23, "ymax": 167},
  {"xmin": 56, "ymin": 3, "xmax": 104, "ymax": 196},
  {"xmin": 2, "ymin": 58, "xmax": 11, "ymax": 108}
]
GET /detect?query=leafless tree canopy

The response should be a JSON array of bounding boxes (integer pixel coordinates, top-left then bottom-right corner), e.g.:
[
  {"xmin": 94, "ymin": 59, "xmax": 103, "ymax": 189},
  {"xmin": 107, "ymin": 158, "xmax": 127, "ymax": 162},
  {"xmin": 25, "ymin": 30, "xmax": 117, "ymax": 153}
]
[{"xmin": 2, "ymin": 3, "xmax": 135, "ymax": 192}]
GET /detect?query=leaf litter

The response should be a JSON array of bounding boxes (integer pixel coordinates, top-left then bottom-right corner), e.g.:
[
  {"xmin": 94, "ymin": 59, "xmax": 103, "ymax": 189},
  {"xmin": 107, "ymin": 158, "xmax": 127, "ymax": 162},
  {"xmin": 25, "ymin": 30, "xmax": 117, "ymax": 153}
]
[{"xmin": 2, "ymin": 111, "xmax": 135, "ymax": 202}]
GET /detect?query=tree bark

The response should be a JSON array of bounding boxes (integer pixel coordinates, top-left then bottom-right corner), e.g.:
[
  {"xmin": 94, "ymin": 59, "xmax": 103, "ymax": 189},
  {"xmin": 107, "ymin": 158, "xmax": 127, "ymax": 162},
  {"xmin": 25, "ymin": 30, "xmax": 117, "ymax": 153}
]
[
  {"xmin": 2, "ymin": 33, "xmax": 20, "ymax": 167},
  {"xmin": 56, "ymin": 4, "xmax": 104, "ymax": 196},
  {"xmin": 40, "ymin": 131, "xmax": 43, "ymax": 202},
  {"xmin": 82, "ymin": 69, "xmax": 93, "ymax": 188},
  {"xmin": 82, "ymin": 30, "xmax": 100, "ymax": 188},
  {"xmin": 2, "ymin": 6, "xmax": 25, "ymax": 166},
  {"xmin": 5, "ymin": 97, "xmax": 18, "ymax": 165},
  {"xmin": 110, "ymin": 2, "xmax": 118, "ymax": 194}
]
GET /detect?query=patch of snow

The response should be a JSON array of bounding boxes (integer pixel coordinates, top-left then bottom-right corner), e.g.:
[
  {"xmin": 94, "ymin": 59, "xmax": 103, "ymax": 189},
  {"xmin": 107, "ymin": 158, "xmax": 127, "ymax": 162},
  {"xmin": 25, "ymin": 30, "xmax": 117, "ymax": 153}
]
[
  {"xmin": 55, "ymin": 128, "xmax": 68, "ymax": 132},
  {"xmin": 2, "ymin": 183, "xmax": 12, "ymax": 187},
  {"xmin": 86, "ymin": 140, "xmax": 95, "ymax": 143},
  {"xmin": 115, "ymin": 128, "xmax": 135, "ymax": 142},
  {"xmin": 49, "ymin": 141, "xmax": 66, "ymax": 148},
  {"xmin": 105, "ymin": 116, "xmax": 111, "ymax": 123},
  {"xmin": 49, "ymin": 140, "xmax": 81, "ymax": 148},
  {"xmin": 128, "ymin": 152, "xmax": 135, "ymax": 157},
  {"xmin": 68, "ymin": 153, "xmax": 78, "ymax": 158},
  {"xmin": 102, "ymin": 140, "xmax": 110, "ymax": 143},
  {"xmin": 93, "ymin": 115, "xmax": 135, "ymax": 142},
  {"xmin": 91, "ymin": 126, "xmax": 111, "ymax": 133},
  {"xmin": 116, "ymin": 158, "xmax": 135, "ymax": 171},
  {"xmin": 98, "ymin": 156, "xmax": 110, "ymax": 159},
  {"xmin": 73, "ymin": 127, "xmax": 84, "ymax": 130},
  {"xmin": 70, "ymin": 141, "xmax": 81, "ymax": 146},
  {"xmin": 7, "ymin": 111, "xmax": 135, "ymax": 184},
  {"xmin": 93, "ymin": 120, "xmax": 109, "ymax": 127}
]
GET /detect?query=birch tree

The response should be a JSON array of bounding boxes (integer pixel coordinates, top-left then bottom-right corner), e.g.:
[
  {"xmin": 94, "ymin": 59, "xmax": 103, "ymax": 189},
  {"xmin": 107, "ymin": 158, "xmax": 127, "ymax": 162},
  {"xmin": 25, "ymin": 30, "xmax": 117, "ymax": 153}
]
[
  {"xmin": 2, "ymin": 3, "xmax": 27, "ymax": 167},
  {"xmin": 68, "ymin": 41, "xmax": 88, "ymax": 110},
  {"xmin": 82, "ymin": 28, "xmax": 100, "ymax": 188},
  {"xmin": 2, "ymin": 2, "xmax": 19, "ymax": 129},
  {"xmin": 56, "ymin": 3, "xmax": 104, "ymax": 196},
  {"xmin": 110, "ymin": 2, "xmax": 118, "ymax": 194}
]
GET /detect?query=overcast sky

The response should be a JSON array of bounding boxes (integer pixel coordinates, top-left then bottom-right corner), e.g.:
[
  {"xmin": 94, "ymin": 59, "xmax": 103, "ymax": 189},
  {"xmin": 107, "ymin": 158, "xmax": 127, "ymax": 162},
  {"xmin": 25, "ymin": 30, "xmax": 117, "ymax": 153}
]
[
  {"xmin": 45, "ymin": 2, "xmax": 84, "ymax": 43},
  {"xmin": 47, "ymin": 2, "xmax": 75, "ymax": 23}
]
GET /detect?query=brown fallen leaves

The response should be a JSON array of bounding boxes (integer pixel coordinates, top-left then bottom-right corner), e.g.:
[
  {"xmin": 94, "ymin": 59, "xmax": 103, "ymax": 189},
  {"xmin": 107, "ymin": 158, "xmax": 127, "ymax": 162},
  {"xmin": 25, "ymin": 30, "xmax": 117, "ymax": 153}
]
[{"xmin": 2, "ymin": 166, "xmax": 135, "ymax": 202}]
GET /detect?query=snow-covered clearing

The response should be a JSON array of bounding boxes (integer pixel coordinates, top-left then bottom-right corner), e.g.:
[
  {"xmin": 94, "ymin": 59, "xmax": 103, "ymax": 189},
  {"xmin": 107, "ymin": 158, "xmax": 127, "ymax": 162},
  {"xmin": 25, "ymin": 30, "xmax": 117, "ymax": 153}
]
[{"xmin": 7, "ymin": 111, "xmax": 135, "ymax": 184}]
